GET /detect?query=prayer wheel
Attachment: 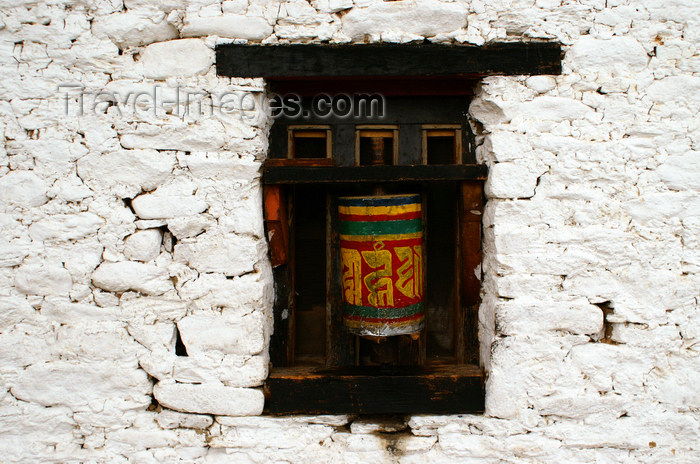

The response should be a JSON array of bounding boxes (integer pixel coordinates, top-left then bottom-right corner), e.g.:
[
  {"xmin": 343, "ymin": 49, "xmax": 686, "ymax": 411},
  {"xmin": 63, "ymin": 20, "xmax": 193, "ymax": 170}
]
[{"xmin": 338, "ymin": 194, "xmax": 425, "ymax": 336}]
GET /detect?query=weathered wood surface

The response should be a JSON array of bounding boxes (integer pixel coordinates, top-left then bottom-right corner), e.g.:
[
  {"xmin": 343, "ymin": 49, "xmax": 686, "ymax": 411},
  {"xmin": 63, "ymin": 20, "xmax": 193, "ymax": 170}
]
[
  {"xmin": 327, "ymin": 194, "xmax": 355, "ymax": 367},
  {"xmin": 264, "ymin": 158, "xmax": 334, "ymax": 167},
  {"xmin": 268, "ymin": 77, "xmax": 476, "ymax": 97},
  {"xmin": 459, "ymin": 181, "xmax": 484, "ymax": 364},
  {"xmin": 263, "ymin": 186, "xmax": 289, "ymax": 267},
  {"xmin": 262, "ymin": 164, "xmax": 488, "ymax": 184},
  {"xmin": 217, "ymin": 42, "xmax": 563, "ymax": 78},
  {"xmin": 265, "ymin": 364, "xmax": 484, "ymax": 414}
]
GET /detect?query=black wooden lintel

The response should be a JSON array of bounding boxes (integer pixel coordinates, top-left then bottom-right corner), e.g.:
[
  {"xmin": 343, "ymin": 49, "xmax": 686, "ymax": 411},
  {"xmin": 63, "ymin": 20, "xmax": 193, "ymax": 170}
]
[
  {"xmin": 216, "ymin": 42, "xmax": 563, "ymax": 79},
  {"xmin": 263, "ymin": 164, "xmax": 488, "ymax": 184}
]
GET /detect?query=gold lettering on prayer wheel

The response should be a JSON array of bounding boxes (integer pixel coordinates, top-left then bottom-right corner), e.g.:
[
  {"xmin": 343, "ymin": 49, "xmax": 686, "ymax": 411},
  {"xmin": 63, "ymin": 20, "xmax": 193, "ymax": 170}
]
[{"xmin": 338, "ymin": 194, "xmax": 425, "ymax": 336}]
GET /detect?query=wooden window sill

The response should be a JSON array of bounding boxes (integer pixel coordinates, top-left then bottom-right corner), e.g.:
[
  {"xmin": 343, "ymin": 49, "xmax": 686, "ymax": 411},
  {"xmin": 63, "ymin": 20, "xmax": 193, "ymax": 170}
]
[{"xmin": 264, "ymin": 364, "xmax": 485, "ymax": 415}]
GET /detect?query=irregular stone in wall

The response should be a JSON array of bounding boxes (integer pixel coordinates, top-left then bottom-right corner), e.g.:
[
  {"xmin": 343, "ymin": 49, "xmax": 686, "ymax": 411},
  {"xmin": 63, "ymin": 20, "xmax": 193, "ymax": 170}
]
[
  {"xmin": 0, "ymin": 402, "xmax": 78, "ymax": 464},
  {"xmin": 656, "ymin": 151, "xmax": 700, "ymax": 191},
  {"xmin": 0, "ymin": 295, "xmax": 36, "ymax": 329},
  {"xmin": 138, "ymin": 350, "xmax": 174, "ymax": 381},
  {"xmin": 51, "ymin": 239, "xmax": 105, "ymax": 282},
  {"xmin": 278, "ymin": 0, "xmax": 323, "ymax": 25},
  {"xmin": 174, "ymin": 232, "xmax": 264, "ymax": 277},
  {"xmin": 153, "ymin": 382, "xmax": 264, "ymax": 416},
  {"xmin": 131, "ymin": 178, "xmax": 208, "ymax": 220},
  {"xmin": 434, "ymin": 433, "xmax": 502, "ymax": 459},
  {"xmin": 92, "ymin": 261, "xmax": 173, "ymax": 296},
  {"xmin": 50, "ymin": 174, "xmax": 94, "ymax": 203},
  {"xmin": 646, "ymin": 75, "xmax": 700, "ymax": 106},
  {"xmin": 10, "ymin": 139, "xmax": 89, "ymax": 179},
  {"xmin": 182, "ymin": 15, "xmax": 272, "ymax": 40},
  {"xmin": 54, "ymin": 323, "xmax": 144, "ymax": 363},
  {"xmin": 317, "ymin": 0, "xmax": 354, "ymax": 14},
  {"xmin": 92, "ymin": 11, "xmax": 179, "ymax": 49},
  {"xmin": 468, "ymin": 96, "xmax": 508, "ymax": 129},
  {"xmin": 525, "ymin": 76, "xmax": 557, "ymax": 94},
  {"xmin": 341, "ymin": 0, "xmax": 467, "ymax": 40},
  {"xmin": 106, "ymin": 425, "xmax": 204, "ymax": 452},
  {"xmin": 124, "ymin": 0, "xmax": 188, "ymax": 11},
  {"xmin": 77, "ymin": 149, "xmax": 175, "ymax": 199},
  {"xmin": 639, "ymin": 0, "xmax": 699, "ymax": 24},
  {"xmin": 136, "ymin": 219, "xmax": 168, "ymax": 229},
  {"xmin": 647, "ymin": 351, "xmax": 700, "ymax": 409},
  {"xmin": 486, "ymin": 334, "xmax": 586, "ymax": 421},
  {"xmin": 174, "ymin": 353, "xmax": 268, "ymax": 387},
  {"xmin": 212, "ymin": 415, "xmax": 342, "ymax": 450},
  {"xmin": 569, "ymin": 342, "xmax": 651, "ymax": 395},
  {"xmin": 10, "ymin": 361, "xmax": 152, "ymax": 410},
  {"xmin": 218, "ymin": 199, "xmax": 265, "ymax": 238},
  {"xmin": 182, "ymin": 152, "xmax": 261, "ymax": 181},
  {"xmin": 124, "ymin": 228, "xmax": 163, "ymax": 262},
  {"xmin": 0, "ymin": 329, "xmax": 52, "ymax": 367},
  {"xmin": 14, "ymin": 262, "xmax": 73, "ymax": 296},
  {"xmin": 485, "ymin": 161, "xmax": 548, "ymax": 199},
  {"xmin": 515, "ymin": 96, "xmax": 594, "ymax": 122},
  {"xmin": 156, "ymin": 409, "xmax": 214, "ymax": 430},
  {"xmin": 0, "ymin": 170, "xmax": 48, "ymax": 208},
  {"xmin": 177, "ymin": 312, "xmax": 266, "ymax": 356},
  {"xmin": 119, "ymin": 120, "xmax": 226, "ymax": 152},
  {"xmin": 0, "ymin": 237, "xmax": 30, "ymax": 267},
  {"xmin": 140, "ymin": 39, "xmax": 214, "ymax": 80},
  {"xmin": 681, "ymin": 217, "xmax": 700, "ymax": 273},
  {"xmin": 41, "ymin": 297, "xmax": 120, "ymax": 324},
  {"xmin": 480, "ymin": 131, "xmax": 531, "ymax": 163},
  {"xmin": 350, "ymin": 417, "xmax": 407, "ymax": 434},
  {"xmin": 127, "ymin": 321, "xmax": 177, "ymax": 352},
  {"xmin": 495, "ymin": 298, "xmax": 604, "ymax": 336},
  {"xmin": 165, "ymin": 215, "xmax": 215, "ymax": 239},
  {"xmin": 568, "ymin": 36, "xmax": 648, "ymax": 74},
  {"xmin": 625, "ymin": 191, "xmax": 700, "ymax": 226},
  {"xmin": 28, "ymin": 213, "xmax": 104, "ymax": 242},
  {"xmin": 178, "ymin": 272, "xmax": 270, "ymax": 312},
  {"xmin": 121, "ymin": 297, "xmax": 188, "ymax": 323}
]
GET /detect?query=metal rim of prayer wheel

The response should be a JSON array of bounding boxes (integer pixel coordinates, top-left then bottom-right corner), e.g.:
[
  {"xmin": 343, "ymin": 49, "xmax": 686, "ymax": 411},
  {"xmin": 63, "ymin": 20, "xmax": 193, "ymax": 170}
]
[{"xmin": 338, "ymin": 193, "xmax": 425, "ymax": 337}]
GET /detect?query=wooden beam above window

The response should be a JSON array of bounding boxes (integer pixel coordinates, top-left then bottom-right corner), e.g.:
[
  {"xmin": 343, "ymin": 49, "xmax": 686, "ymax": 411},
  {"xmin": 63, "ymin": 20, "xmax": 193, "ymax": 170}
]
[
  {"xmin": 262, "ymin": 164, "xmax": 488, "ymax": 184},
  {"xmin": 216, "ymin": 42, "xmax": 563, "ymax": 79}
]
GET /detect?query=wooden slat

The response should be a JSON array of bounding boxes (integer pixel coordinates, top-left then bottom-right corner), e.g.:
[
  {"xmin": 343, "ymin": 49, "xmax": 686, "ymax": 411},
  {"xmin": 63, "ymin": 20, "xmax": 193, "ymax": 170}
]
[
  {"xmin": 265, "ymin": 364, "xmax": 484, "ymax": 414},
  {"xmin": 460, "ymin": 181, "xmax": 484, "ymax": 365},
  {"xmin": 426, "ymin": 130, "xmax": 457, "ymax": 137},
  {"xmin": 264, "ymin": 158, "xmax": 334, "ymax": 167},
  {"xmin": 263, "ymin": 164, "xmax": 488, "ymax": 184},
  {"xmin": 273, "ymin": 97, "xmax": 470, "ymax": 126},
  {"xmin": 217, "ymin": 42, "xmax": 563, "ymax": 78},
  {"xmin": 263, "ymin": 186, "xmax": 289, "ymax": 267},
  {"xmin": 270, "ymin": 265, "xmax": 293, "ymax": 367},
  {"xmin": 358, "ymin": 130, "xmax": 394, "ymax": 138},
  {"xmin": 326, "ymin": 194, "xmax": 355, "ymax": 367},
  {"xmin": 293, "ymin": 131, "xmax": 327, "ymax": 138},
  {"xmin": 333, "ymin": 124, "xmax": 356, "ymax": 167},
  {"xmin": 398, "ymin": 124, "xmax": 423, "ymax": 166},
  {"xmin": 268, "ymin": 77, "xmax": 476, "ymax": 97}
]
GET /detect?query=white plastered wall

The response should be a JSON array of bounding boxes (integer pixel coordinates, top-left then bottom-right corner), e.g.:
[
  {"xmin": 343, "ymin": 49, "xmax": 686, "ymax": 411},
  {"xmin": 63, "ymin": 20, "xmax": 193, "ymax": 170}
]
[{"xmin": 0, "ymin": 0, "xmax": 699, "ymax": 462}]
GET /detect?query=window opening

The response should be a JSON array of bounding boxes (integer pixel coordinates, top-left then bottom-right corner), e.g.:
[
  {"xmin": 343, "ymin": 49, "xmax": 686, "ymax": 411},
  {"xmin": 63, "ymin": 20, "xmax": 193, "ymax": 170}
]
[
  {"xmin": 356, "ymin": 126, "xmax": 398, "ymax": 166},
  {"xmin": 263, "ymin": 93, "xmax": 486, "ymax": 414},
  {"xmin": 422, "ymin": 125, "xmax": 462, "ymax": 165},
  {"xmin": 288, "ymin": 125, "xmax": 332, "ymax": 159}
]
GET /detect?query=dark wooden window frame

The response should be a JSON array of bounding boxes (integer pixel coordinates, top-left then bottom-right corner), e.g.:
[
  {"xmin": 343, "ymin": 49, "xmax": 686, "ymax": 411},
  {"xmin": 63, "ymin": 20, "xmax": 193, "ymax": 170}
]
[{"xmin": 216, "ymin": 42, "xmax": 563, "ymax": 415}]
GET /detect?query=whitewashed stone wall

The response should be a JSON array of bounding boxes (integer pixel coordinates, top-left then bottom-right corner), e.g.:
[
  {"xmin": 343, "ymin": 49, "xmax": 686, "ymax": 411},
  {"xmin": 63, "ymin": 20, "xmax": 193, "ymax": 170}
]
[{"xmin": 0, "ymin": 0, "xmax": 698, "ymax": 462}]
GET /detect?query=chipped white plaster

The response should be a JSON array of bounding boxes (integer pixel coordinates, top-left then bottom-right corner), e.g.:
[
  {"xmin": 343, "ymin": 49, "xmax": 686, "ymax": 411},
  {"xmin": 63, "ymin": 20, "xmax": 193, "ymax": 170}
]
[{"xmin": 0, "ymin": 0, "xmax": 699, "ymax": 462}]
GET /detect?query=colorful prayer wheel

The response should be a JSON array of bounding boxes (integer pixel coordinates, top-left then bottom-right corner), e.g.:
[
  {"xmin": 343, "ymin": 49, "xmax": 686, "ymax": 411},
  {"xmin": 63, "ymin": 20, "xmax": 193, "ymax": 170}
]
[{"xmin": 338, "ymin": 194, "xmax": 425, "ymax": 336}]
